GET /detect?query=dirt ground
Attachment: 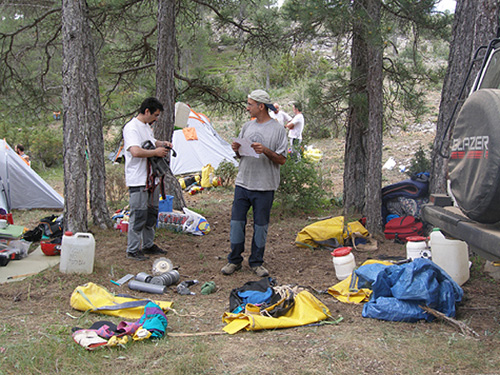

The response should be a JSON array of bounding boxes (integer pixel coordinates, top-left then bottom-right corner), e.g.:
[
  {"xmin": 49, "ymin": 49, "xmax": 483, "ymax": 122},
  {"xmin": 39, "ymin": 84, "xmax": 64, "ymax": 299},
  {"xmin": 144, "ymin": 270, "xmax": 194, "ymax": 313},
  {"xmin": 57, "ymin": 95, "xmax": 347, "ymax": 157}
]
[{"xmin": 1, "ymin": 126, "xmax": 500, "ymax": 374}]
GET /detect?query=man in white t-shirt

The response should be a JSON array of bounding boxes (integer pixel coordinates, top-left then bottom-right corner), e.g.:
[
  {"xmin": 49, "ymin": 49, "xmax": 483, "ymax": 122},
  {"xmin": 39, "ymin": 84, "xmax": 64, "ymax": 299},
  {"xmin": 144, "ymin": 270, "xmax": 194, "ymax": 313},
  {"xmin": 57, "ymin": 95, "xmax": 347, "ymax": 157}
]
[
  {"xmin": 123, "ymin": 97, "xmax": 173, "ymax": 261},
  {"xmin": 285, "ymin": 102, "xmax": 305, "ymax": 157},
  {"xmin": 269, "ymin": 103, "xmax": 291, "ymax": 126}
]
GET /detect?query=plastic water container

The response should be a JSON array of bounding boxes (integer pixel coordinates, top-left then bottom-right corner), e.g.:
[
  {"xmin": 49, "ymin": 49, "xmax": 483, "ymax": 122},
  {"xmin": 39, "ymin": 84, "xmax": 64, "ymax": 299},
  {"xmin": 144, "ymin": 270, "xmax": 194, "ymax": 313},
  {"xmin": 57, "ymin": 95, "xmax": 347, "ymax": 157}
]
[
  {"xmin": 158, "ymin": 195, "xmax": 173, "ymax": 212},
  {"xmin": 331, "ymin": 247, "xmax": 356, "ymax": 280},
  {"xmin": 120, "ymin": 220, "xmax": 128, "ymax": 233},
  {"xmin": 406, "ymin": 236, "xmax": 432, "ymax": 260},
  {"xmin": 59, "ymin": 231, "xmax": 95, "ymax": 274},
  {"xmin": 429, "ymin": 228, "xmax": 470, "ymax": 286}
]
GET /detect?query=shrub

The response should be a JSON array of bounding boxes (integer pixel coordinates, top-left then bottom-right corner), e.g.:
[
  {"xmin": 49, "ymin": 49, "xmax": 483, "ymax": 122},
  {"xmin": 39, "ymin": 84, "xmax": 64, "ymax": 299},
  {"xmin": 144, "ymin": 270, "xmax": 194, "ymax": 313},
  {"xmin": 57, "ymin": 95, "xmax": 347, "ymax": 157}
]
[
  {"xmin": 276, "ymin": 157, "xmax": 328, "ymax": 214},
  {"xmin": 406, "ymin": 146, "xmax": 431, "ymax": 177},
  {"xmin": 30, "ymin": 127, "xmax": 63, "ymax": 167},
  {"xmin": 215, "ymin": 160, "xmax": 238, "ymax": 187}
]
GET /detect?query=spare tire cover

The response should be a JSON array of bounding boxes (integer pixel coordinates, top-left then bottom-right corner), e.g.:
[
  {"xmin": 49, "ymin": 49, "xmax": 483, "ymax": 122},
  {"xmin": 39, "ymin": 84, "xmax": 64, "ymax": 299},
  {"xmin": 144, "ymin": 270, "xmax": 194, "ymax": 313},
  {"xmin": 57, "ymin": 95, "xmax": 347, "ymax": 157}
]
[{"xmin": 449, "ymin": 88, "xmax": 500, "ymax": 223}]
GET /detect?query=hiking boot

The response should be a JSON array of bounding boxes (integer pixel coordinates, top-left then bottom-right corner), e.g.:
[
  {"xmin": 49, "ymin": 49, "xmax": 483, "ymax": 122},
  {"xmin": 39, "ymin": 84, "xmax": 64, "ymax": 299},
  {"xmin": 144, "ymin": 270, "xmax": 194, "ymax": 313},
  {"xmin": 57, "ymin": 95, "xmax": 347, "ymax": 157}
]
[
  {"xmin": 127, "ymin": 251, "xmax": 149, "ymax": 261},
  {"xmin": 143, "ymin": 244, "xmax": 167, "ymax": 255},
  {"xmin": 251, "ymin": 265, "xmax": 269, "ymax": 277},
  {"xmin": 221, "ymin": 262, "xmax": 242, "ymax": 275}
]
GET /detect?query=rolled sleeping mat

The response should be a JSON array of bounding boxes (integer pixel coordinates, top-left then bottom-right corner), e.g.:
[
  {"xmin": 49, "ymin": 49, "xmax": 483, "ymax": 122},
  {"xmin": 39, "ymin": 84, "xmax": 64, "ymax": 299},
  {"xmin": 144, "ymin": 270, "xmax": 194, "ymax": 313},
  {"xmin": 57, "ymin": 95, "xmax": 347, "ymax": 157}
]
[
  {"xmin": 150, "ymin": 270, "xmax": 180, "ymax": 286},
  {"xmin": 128, "ymin": 279, "xmax": 166, "ymax": 294}
]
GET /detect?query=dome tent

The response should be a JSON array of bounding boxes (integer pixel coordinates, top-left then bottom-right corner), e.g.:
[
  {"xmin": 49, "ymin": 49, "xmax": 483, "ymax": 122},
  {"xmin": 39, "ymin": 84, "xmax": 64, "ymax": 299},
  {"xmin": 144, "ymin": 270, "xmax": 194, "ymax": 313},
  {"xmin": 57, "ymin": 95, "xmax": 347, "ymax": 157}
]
[{"xmin": 170, "ymin": 106, "xmax": 238, "ymax": 175}]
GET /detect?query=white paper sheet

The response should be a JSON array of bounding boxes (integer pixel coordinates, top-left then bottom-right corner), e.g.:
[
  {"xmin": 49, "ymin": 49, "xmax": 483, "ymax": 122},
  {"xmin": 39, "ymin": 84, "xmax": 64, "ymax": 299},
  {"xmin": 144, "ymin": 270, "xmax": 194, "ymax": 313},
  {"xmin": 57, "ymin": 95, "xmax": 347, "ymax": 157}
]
[{"xmin": 232, "ymin": 138, "xmax": 259, "ymax": 158}]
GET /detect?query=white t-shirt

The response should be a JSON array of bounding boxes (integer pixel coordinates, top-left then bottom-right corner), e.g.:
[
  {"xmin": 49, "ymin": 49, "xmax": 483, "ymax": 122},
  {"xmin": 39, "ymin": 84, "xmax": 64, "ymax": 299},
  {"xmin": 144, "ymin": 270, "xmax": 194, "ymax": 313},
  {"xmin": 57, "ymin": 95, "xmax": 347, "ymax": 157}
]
[
  {"xmin": 270, "ymin": 110, "xmax": 291, "ymax": 126},
  {"xmin": 123, "ymin": 117, "xmax": 157, "ymax": 187},
  {"xmin": 288, "ymin": 113, "xmax": 304, "ymax": 140}
]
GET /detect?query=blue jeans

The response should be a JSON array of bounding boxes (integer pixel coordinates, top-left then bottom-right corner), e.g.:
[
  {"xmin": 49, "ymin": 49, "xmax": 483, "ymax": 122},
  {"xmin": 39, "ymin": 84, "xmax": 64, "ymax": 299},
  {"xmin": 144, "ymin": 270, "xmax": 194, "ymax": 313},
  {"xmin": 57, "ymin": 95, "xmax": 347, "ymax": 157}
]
[
  {"xmin": 228, "ymin": 186, "xmax": 275, "ymax": 267},
  {"xmin": 127, "ymin": 185, "xmax": 159, "ymax": 254}
]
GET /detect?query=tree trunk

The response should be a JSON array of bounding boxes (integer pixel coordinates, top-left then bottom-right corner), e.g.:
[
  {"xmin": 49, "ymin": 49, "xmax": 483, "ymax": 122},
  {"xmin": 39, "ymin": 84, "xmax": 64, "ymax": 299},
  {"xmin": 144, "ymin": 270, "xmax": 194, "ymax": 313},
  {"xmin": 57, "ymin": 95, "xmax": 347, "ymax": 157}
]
[
  {"xmin": 156, "ymin": 0, "xmax": 186, "ymax": 210},
  {"xmin": 343, "ymin": 0, "xmax": 369, "ymax": 216},
  {"xmin": 61, "ymin": 0, "xmax": 92, "ymax": 233},
  {"xmin": 364, "ymin": 0, "xmax": 383, "ymax": 235},
  {"xmin": 85, "ymin": 20, "xmax": 111, "ymax": 229},
  {"xmin": 88, "ymin": 113, "xmax": 111, "ymax": 228},
  {"xmin": 430, "ymin": 0, "xmax": 499, "ymax": 194}
]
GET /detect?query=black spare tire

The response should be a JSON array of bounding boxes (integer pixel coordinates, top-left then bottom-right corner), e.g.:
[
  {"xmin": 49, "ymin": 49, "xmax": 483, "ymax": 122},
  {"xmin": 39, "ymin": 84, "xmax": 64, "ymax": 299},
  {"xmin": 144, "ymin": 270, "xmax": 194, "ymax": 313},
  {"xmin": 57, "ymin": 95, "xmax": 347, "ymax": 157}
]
[{"xmin": 449, "ymin": 88, "xmax": 500, "ymax": 223}]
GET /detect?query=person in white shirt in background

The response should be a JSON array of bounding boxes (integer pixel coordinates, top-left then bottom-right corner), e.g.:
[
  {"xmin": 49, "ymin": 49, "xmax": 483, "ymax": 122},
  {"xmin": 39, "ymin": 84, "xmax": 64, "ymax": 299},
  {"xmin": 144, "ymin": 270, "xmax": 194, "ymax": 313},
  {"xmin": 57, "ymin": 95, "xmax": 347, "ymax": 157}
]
[
  {"xmin": 269, "ymin": 102, "xmax": 291, "ymax": 127},
  {"xmin": 285, "ymin": 101, "xmax": 305, "ymax": 158}
]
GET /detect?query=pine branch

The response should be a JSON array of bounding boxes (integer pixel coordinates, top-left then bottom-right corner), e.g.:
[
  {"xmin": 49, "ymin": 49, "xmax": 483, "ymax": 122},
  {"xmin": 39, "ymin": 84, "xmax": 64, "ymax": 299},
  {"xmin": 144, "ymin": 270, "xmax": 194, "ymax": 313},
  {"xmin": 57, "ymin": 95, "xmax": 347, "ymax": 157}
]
[{"xmin": 420, "ymin": 305, "xmax": 480, "ymax": 338}]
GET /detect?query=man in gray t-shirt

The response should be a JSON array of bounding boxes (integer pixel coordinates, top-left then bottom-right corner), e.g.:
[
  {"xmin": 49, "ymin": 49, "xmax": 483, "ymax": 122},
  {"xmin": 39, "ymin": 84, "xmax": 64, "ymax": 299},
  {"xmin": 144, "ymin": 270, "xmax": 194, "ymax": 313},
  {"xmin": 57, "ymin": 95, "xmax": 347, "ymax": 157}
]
[{"xmin": 221, "ymin": 90, "xmax": 288, "ymax": 278}]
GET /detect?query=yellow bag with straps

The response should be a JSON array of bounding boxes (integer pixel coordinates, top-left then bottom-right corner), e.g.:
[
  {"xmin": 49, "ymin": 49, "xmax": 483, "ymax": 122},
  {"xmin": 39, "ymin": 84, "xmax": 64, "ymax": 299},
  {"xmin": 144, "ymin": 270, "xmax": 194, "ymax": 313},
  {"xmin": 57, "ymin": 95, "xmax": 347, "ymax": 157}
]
[
  {"xmin": 222, "ymin": 290, "xmax": 331, "ymax": 334},
  {"xmin": 327, "ymin": 259, "xmax": 393, "ymax": 304},
  {"xmin": 295, "ymin": 216, "xmax": 369, "ymax": 249},
  {"xmin": 70, "ymin": 282, "xmax": 173, "ymax": 320}
]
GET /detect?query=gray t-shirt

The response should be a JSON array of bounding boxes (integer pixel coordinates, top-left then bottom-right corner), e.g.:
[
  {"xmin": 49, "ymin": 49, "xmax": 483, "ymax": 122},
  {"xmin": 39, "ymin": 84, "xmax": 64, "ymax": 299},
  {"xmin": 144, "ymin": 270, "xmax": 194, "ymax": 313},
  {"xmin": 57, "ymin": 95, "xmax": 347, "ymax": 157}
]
[{"xmin": 235, "ymin": 118, "xmax": 288, "ymax": 191}]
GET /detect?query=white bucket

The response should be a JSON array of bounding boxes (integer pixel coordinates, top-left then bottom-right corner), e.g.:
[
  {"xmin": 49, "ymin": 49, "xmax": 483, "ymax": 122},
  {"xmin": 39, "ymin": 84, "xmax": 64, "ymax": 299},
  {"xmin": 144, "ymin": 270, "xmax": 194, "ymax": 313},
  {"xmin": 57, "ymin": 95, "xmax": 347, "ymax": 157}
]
[
  {"xmin": 59, "ymin": 231, "xmax": 95, "ymax": 274},
  {"xmin": 331, "ymin": 247, "xmax": 356, "ymax": 280},
  {"xmin": 429, "ymin": 229, "xmax": 469, "ymax": 286},
  {"xmin": 406, "ymin": 236, "xmax": 432, "ymax": 260}
]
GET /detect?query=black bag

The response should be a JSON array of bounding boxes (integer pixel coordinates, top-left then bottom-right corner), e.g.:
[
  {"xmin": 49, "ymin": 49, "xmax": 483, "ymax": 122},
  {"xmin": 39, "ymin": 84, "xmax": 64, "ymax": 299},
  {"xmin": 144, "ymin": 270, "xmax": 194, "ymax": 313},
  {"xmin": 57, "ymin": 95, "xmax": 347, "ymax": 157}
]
[
  {"xmin": 142, "ymin": 140, "xmax": 171, "ymax": 178},
  {"xmin": 39, "ymin": 215, "xmax": 64, "ymax": 238},
  {"xmin": 23, "ymin": 215, "xmax": 63, "ymax": 242},
  {"xmin": 23, "ymin": 226, "xmax": 43, "ymax": 242}
]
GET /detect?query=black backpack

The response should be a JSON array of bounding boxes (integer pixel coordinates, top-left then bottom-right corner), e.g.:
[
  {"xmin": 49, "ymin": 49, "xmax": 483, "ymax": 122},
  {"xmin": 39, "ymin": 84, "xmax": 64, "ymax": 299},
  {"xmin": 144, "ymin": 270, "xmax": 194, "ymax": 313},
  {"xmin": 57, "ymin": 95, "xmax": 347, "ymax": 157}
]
[{"xmin": 23, "ymin": 215, "xmax": 63, "ymax": 242}]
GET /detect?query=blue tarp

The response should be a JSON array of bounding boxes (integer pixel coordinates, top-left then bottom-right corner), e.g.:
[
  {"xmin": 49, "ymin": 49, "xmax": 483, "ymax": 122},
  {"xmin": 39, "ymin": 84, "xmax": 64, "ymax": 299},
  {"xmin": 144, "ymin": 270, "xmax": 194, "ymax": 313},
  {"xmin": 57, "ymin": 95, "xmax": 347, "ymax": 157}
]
[{"xmin": 360, "ymin": 258, "xmax": 463, "ymax": 322}]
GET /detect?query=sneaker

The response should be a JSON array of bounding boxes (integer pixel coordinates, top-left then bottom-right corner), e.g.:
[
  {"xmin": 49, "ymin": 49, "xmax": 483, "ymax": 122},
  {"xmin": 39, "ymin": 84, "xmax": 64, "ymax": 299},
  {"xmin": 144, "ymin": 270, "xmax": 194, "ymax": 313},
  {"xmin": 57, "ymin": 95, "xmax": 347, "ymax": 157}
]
[
  {"xmin": 251, "ymin": 265, "xmax": 269, "ymax": 277},
  {"xmin": 221, "ymin": 262, "xmax": 242, "ymax": 275},
  {"xmin": 143, "ymin": 244, "xmax": 167, "ymax": 255},
  {"xmin": 127, "ymin": 251, "xmax": 149, "ymax": 261}
]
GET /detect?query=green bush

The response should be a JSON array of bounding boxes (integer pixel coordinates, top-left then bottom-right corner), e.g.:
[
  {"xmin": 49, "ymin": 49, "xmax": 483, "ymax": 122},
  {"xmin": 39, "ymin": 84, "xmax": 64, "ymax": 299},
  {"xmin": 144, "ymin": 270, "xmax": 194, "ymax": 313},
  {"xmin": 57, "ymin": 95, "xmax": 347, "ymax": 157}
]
[
  {"xmin": 276, "ymin": 157, "xmax": 328, "ymax": 214},
  {"xmin": 406, "ymin": 146, "xmax": 431, "ymax": 177},
  {"xmin": 215, "ymin": 160, "xmax": 238, "ymax": 187},
  {"xmin": 30, "ymin": 127, "xmax": 63, "ymax": 167}
]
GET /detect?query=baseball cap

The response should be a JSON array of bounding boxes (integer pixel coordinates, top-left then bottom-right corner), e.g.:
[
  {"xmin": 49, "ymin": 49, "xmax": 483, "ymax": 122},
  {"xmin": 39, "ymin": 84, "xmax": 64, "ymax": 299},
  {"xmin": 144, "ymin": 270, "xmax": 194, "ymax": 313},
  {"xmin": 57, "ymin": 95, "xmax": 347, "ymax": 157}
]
[{"xmin": 248, "ymin": 89, "xmax": 277, "ymax": 112}]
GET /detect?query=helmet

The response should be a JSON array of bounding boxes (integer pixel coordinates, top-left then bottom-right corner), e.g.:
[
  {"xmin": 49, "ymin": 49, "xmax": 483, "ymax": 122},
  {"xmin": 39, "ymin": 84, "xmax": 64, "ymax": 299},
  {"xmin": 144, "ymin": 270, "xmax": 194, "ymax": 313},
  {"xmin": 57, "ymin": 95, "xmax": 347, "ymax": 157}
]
[{"xmin": 41, "ymin": 239, "xmax": 61, "ymax": 256}]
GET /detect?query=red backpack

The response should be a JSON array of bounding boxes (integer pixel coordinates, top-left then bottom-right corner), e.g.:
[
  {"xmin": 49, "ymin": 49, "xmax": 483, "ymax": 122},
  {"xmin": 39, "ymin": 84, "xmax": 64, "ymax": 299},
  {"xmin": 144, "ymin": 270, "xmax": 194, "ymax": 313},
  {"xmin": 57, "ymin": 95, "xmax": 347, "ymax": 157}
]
[{"xmin": 384, "ymin": 216, "xmax": 424, "ymax": 243}]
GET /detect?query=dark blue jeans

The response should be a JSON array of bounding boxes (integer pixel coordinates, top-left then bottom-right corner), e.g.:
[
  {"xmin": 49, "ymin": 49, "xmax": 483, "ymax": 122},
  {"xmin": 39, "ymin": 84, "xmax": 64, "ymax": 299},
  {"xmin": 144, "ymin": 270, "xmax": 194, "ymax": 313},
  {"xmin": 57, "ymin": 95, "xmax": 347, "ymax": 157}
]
[{"xmin": 228, "ymin": 186, "xmax": 275, "ymax": 267}]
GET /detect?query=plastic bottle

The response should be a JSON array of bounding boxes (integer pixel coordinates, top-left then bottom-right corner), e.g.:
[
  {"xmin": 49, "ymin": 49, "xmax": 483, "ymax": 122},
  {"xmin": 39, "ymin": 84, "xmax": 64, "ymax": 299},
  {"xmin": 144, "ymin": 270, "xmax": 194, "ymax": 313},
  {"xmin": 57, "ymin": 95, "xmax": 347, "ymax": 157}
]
[
  {"xmin": 59, "ymin": 231, "xmax": 95, "ymax": 274},
  {"xmin": 331, "ymin": 247, "xmax": 356, "ymax": 280},
  {"xmin": 429, "ymin": 228, "xmax": 470, "ymax": 286},
  {"xmin": 406, "ymin": 236, "xmax": 431, "ymax": 260}
]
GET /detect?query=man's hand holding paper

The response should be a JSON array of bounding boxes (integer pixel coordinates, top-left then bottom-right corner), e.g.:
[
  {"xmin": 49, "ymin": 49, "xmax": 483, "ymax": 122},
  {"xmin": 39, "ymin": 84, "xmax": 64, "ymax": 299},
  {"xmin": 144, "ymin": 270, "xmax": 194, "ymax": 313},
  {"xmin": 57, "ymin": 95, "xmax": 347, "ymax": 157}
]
[{"xmin": 232, "ymin": 137, "xmax": 259, "ymax": 158}]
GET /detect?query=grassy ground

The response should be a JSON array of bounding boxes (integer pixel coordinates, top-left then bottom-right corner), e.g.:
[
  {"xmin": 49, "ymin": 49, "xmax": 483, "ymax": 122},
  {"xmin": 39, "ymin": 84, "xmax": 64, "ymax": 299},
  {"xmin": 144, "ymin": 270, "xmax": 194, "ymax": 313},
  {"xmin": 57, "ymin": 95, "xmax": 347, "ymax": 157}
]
[{"xmin": 1, "ymin": 186, "xmax": 500, "ymax": 375}]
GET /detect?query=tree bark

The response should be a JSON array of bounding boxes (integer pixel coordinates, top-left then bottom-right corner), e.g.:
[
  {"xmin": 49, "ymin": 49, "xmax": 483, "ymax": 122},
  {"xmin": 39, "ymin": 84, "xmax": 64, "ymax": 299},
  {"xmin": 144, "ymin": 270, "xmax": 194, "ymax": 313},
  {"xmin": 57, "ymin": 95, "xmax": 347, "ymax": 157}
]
[
  {"xmin": 343, "ymin": 0, "xmax": 384, "ymax": 235},
  {"xmin": 88, "ymin": 109, "xmax": 111, "ymax": 228},
  {"xmin": 364, "ymin": 0, "xmax": 383, "ymax": 235},
  {"xmin": 86, "ymin": 20, "xmax": 111, "ymax": 229},
  {"xmin": 61, "ymin": 0, "xmax": 92, "ymax": 233},
  {"xmin": 343, "ymin": 0, "xmax": 369, "ymax": 217},
  {"xmin": 430, "ymin": 0, "xmax": 500, "ymax": 194},
  {"xmin": 156, "ymin": 0, "xmax": 186, "ymax": 210}
]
